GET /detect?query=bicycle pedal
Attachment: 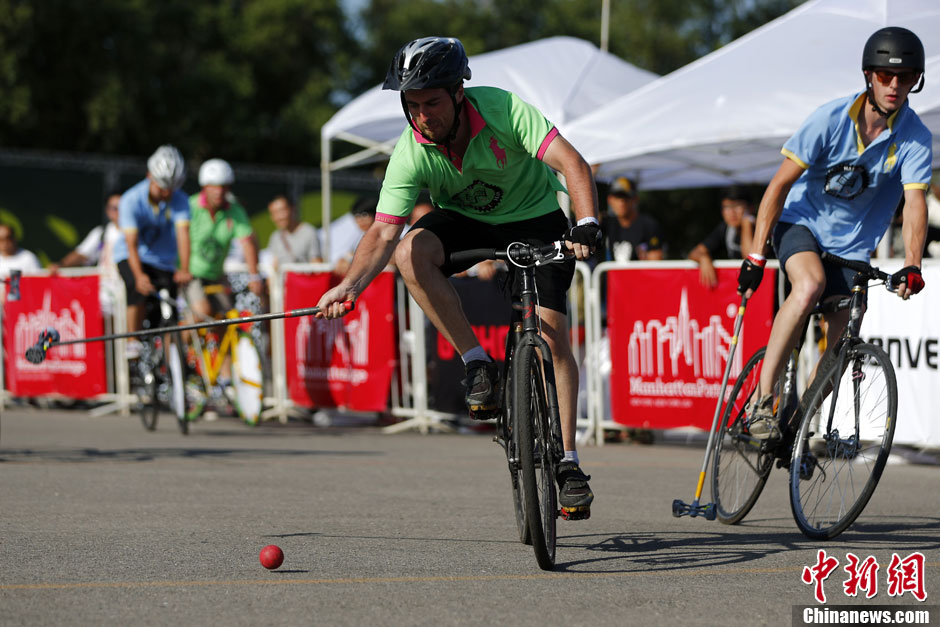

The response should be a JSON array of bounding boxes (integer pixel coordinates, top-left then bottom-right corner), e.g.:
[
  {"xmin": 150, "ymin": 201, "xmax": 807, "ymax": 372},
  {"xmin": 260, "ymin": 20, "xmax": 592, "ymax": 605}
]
[
  {"xmin": 468, "ymin": 409, "xmax": 498, "ymax": 421},
  {"xmin": 560, "ymin": 506, "xmax": 591, "ymax": 521}
]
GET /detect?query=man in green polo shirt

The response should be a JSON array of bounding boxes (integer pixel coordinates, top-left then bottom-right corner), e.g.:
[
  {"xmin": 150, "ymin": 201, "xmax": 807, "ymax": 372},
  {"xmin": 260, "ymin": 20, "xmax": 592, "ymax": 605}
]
[
  {"xmin": 316, "ymin": 37, "xmax": 601, "ymax": 519},
  {"xmin": 187, "ymin": 158, "xmax": 263, "ymax": 319}
]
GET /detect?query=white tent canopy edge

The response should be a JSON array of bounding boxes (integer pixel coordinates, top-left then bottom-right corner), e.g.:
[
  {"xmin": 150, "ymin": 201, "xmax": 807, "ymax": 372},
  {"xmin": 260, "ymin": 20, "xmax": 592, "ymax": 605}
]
[
  {"xmin": 319, "ymin": 36, "xmax": 657, "ymax": 258},
  {"xmin": 566, "ymin": 0, "xmax": 940, "ymax": 190}
]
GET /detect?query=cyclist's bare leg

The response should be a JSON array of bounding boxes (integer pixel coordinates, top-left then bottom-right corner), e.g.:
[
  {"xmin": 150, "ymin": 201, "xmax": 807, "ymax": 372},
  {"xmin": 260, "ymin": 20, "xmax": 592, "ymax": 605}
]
[
  {"xmin": 759, "ymin": 251, "xmax": 826, "ymax": 396},
  {"xmin": 127, "ymin": 304, "xmax": 144, "ymax": 333},
  {"xmin": 539, "ymin": 307, "xmax": 578, "ymax": 452},
  {"xmin": 394, "ymin": 229, "xmax": 481, "ymax": 354},
  {"xmin": 541, "ymin": 307, "xmax": 593, "ymax": 517},
  {"xmin": 803, "ymin": 307, "xmax": 851, "ymax": 391},
  {"xmin": 190, "ymin": 296, "xmax": 212, "ymax": 322}
]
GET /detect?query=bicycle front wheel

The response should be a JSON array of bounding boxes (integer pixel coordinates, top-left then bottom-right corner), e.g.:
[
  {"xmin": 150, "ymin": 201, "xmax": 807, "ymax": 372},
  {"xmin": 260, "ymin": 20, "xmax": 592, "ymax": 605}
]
[
  {"xmin": 513, "ymin": 343, "xmax": 557, "ymax": 571},
  {"xmin": 232, "ymin": 332, "xmax": 264, "ymax": 426},
  {"xmin": 168, "ymin": 332, "xmax": 207, "ymax": 434},
  {"xmin": 499, "ymin": 339, "xmax": 530, "ymax": 545},
  {"xmin": 136, "ymin": 337, "xmax": 161, "ymax": 432},
  {"xmin": 789, "ymin": 342, "xmax": 897, "ymax": 540},
  {"xmin": 712, "ymin": 347, "xmax": 774, "ymax": 524}
]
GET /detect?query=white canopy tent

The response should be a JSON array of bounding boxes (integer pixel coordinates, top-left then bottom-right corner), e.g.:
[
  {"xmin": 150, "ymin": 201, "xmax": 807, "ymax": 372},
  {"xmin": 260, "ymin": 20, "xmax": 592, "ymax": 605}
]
[
  {"xmin": 565, "ymin": 0, "xmax": 940, "ymax": 190},
  {"xmin": 318, "ymin": 36, "xmax": 657, "ymax": 256}
]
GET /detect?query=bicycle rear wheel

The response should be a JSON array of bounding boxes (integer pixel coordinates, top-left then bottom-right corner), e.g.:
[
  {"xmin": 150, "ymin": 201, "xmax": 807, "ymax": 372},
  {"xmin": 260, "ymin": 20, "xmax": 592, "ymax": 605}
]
[
  {"xmin": 232, "ymin": 331, "xmax": 264, "ymax": 426},
  {"xmin": 136, "ymin": 337, "xmax": 161, "ymax": 432},
  {"xmin": 712, "ymin": 347, "xmax": 774, "ymax": 524},
  {"xmin": 513, "ymin": 343, "xmax": 557, "ymax": 570},
  {"xmin": 789, "ymin": 342, "xmax": 897, "ymax": 539}
]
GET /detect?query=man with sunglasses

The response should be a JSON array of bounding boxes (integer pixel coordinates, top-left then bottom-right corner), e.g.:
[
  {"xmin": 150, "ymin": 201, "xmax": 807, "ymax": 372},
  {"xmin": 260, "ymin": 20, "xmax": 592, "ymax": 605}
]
[{"xmin": 738, "ymin": 27, "xmax": 932, "ymax": 441}]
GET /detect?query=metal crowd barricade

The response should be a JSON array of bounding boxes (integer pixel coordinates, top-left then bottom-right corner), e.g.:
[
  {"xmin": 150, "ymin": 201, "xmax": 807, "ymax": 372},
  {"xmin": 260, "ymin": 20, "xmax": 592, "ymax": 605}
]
[
  {"xmin": 570, "ymin": 261, "xmax": 593, "ymax": 444},
  {"xmin": 262, "ymin": 261, "xmax": 334, "ymax": 423},
  {"xmin": 382, "ymin": 279, "xmax": 458, "ymax": 434}
]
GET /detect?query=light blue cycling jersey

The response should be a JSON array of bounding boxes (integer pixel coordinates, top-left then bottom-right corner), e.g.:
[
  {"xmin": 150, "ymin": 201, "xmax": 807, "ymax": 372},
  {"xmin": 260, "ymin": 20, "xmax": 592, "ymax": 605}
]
[
  {"xmin": 779, "ymin": 92, "xmax": 932, "ymax": 261},
  {"xmin": 113, "ymin": 178, "xmax": 191, "ymax": 272}
]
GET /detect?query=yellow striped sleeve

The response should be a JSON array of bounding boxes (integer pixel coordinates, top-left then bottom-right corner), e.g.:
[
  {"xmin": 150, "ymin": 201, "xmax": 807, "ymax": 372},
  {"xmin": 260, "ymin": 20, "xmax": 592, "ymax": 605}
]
[
  {"xmin": 781, "ymin": 148, "xmax": 809, "ymax": 170},
  {"xmin": 903, "ymin": 183, "xmax": 929, "ymax": 191}
]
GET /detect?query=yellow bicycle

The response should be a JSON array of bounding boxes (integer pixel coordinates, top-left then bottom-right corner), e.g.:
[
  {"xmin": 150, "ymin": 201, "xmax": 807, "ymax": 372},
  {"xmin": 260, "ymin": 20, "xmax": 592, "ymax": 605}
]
[{"xmin": 181, "ymin": 291, "xmax": 265, "ymax": 426}]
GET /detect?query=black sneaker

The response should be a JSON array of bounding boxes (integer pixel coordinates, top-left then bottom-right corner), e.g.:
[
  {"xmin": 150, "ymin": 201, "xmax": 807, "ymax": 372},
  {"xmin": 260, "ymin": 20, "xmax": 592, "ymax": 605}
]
[
  {"xmin": 556, "ymin": 460, "xmax": 593, "ymax": 520},
  {"xmin": 463, "ymin": 359, "xmax": 499, "ymax": 416}
]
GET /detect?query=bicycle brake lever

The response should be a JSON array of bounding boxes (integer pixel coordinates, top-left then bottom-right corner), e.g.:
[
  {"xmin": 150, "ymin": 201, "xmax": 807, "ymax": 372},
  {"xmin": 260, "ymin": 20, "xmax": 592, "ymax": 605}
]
[{"xmin": 534, "ymin": 241, "xmax": 567, "ymax": 265}]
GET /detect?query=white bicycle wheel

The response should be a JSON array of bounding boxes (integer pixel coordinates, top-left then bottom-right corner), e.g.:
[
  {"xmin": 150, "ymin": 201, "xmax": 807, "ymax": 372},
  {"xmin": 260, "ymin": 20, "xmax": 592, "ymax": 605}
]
[
  {"xmin": 233, "ymin": 333, "xmax": 264, "ymax": 425},
  {"xmin": 167, "ymin": 340, "xmax": 186, "ymax": 420}
]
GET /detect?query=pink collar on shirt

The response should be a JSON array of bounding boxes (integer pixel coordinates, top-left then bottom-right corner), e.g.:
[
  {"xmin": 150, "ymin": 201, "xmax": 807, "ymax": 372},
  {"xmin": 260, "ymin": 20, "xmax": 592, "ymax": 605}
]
[
  {"xmin": 198, "ymin": 191, "xmax": 230, "ymax": 212},
  {"xmin": 410, "ymin": 97, "xmax": 486, "ymax": 145}
]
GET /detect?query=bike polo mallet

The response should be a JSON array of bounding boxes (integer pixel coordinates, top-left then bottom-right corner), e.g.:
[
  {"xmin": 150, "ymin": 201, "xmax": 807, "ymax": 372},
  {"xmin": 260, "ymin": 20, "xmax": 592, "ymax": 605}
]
[
  {"xmin": 671, "ymin": 294, "xmax": 749, "ymax": 521},
  {"xmin": 24, "ymin": 301, "xmax": 354, "ymax": 364}
]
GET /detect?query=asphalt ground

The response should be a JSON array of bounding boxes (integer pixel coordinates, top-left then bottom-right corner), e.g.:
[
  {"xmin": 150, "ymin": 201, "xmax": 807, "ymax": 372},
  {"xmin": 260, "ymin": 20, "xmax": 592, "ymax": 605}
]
[{"xmin": 1, "ymin": 406, "xmax": 938, "ymax": 627}]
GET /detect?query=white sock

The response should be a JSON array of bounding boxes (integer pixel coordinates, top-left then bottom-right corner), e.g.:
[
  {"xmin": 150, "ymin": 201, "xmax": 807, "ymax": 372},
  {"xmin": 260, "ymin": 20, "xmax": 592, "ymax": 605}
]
[
  {"xmin": 461, "ymin": 347, "xmax": 490, "ymax": 365},
  {"xmin": 563, "ymin": 451, "xmax": 579, "ymax": 464}
]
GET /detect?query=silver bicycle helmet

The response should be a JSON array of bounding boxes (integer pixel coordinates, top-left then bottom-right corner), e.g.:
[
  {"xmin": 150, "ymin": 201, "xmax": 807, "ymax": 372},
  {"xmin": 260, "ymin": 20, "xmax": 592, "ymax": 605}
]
[
  {"xmin": 198, "ymin": 158, "xmax": 235, "ymax": 187},
  {"xmin": 147, "ymin": 145, "xmax": 186, "ymax": 190}
]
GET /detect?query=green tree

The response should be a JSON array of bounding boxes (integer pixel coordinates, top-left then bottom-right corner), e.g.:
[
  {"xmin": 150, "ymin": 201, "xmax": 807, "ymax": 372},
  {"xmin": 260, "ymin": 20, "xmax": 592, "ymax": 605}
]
[
  {"xmin": 0, "ymin": 0, "xmax": 356, "ymax": 164},
  {"xmin": 353, "ymin": 0, "xmax": 805, "ymax": 88}
]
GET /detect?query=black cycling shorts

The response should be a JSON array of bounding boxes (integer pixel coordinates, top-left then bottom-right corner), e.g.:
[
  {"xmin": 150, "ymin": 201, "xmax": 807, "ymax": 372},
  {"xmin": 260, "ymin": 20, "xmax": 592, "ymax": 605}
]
[
  {"xmin": 410, "ymin": 208, "xmax": 575, "ymax": 314},
  {"xmin": 117, "ymin": 260, "xmax": 177, "ymax": 307},
  {"xmin": 772, "ymin": 222, "xmax": 862, "ymax": 302}
]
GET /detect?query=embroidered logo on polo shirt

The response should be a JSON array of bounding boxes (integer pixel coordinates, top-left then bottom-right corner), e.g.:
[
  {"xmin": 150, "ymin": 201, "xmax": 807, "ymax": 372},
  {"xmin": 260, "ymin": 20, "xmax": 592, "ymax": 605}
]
[
  {"xmin": 489, "ymin": 136, "xmax": 507, "ymax": 169},
  {"xmin": 454, "ymin": 180, "xmax": 503, "ymax": 213},
  {"xmin": 884, "ymin": 143, "xmax": 898, "ymax": 173},
  {"xmin": 824, "ymin": 162, "xmax": 869, "ymax": 200}
]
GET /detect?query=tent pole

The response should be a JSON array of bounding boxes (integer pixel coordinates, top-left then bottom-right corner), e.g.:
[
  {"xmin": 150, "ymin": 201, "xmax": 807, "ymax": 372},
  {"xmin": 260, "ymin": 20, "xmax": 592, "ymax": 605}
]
[{"xmin": 321, "ymin": 133, "xmax": 332, "ymax": 263}]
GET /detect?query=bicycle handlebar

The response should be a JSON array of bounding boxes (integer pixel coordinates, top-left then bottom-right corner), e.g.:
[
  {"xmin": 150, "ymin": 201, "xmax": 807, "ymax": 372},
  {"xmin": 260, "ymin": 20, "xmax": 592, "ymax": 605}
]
[
  {"xmin": 819, "ymin": 252, "xmax": 892, "ymax": 286},
  {"xmin": 449, "ymin": 241, "xmax": 572, "ymax": 268}
]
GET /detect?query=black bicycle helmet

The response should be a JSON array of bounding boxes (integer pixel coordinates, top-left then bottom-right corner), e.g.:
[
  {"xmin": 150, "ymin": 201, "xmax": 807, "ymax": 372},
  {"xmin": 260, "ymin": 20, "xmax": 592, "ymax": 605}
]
[
  {"xmin": 862, "ymin": 27, "xmax": 925, "ymax": 116},
  {"xmin": 383, "ymin": 37, "xmax": 471, "ymax": 92},
  {"xmin": 384, "ymin": 37, "xmax": 472, "ymax": 151},
  {"xmin": 862, "ymin": 27, "xmax": 925, "ymax": 73}
]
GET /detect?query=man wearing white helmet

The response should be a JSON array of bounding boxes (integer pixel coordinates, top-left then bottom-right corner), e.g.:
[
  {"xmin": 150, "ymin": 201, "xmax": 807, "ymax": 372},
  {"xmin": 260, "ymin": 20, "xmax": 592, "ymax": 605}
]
[
  {"xmin": 114, "ymin": 144, "xmax": 192, "ymax": 334},
  {"xmin": 186, "ymin": 158, "xmax": 262, "ymax": 319}
]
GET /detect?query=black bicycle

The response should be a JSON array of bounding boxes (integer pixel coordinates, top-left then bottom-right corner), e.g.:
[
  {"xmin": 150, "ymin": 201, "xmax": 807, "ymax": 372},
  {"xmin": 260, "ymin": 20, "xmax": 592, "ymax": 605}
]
[
  {"xmin": 712, "ymin": 253, "xmax": 899, "ymax": 539},
  {"xmin": 131, "ymin": 288, "xmax": 198, "ymax": 435},
  {"xmin": 450, "ymin": 240, "xmax": 574, "ymax": 570}
]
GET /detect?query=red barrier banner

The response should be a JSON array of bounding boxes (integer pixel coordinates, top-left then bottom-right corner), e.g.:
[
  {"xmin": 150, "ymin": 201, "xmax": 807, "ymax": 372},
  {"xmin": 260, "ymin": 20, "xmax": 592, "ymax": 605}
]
[
  {"xmin": 283, "ymin": 271, "xmax": 395, "ymax": 411},
  {"xmin": 607, "ymin": 267, "xmax": 775, "ymax": 429},
  {"xmin": 3, "ymin": 275, "xmax": 106, "ymax": 398}
]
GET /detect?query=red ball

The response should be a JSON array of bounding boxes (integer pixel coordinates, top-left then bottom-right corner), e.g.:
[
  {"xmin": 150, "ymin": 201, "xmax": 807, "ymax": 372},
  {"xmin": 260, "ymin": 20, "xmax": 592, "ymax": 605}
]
[{"xmin": 259, "ymin": 544, "xmax": 284, "ymax": 570}]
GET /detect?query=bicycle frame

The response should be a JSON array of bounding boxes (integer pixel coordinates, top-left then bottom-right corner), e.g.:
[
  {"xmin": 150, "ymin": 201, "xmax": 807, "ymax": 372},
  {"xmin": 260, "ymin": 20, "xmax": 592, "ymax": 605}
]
[
  {"xmin": 774, "ymin": 268, "xmax": 870, "ymax": 447},
  {"xmin": 191, "ymin": 311, "xmax": 248, "ymax": 388},
  {"xmin": 511, "ymin": 260, "xmax": 565, "ymax": 459}
]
